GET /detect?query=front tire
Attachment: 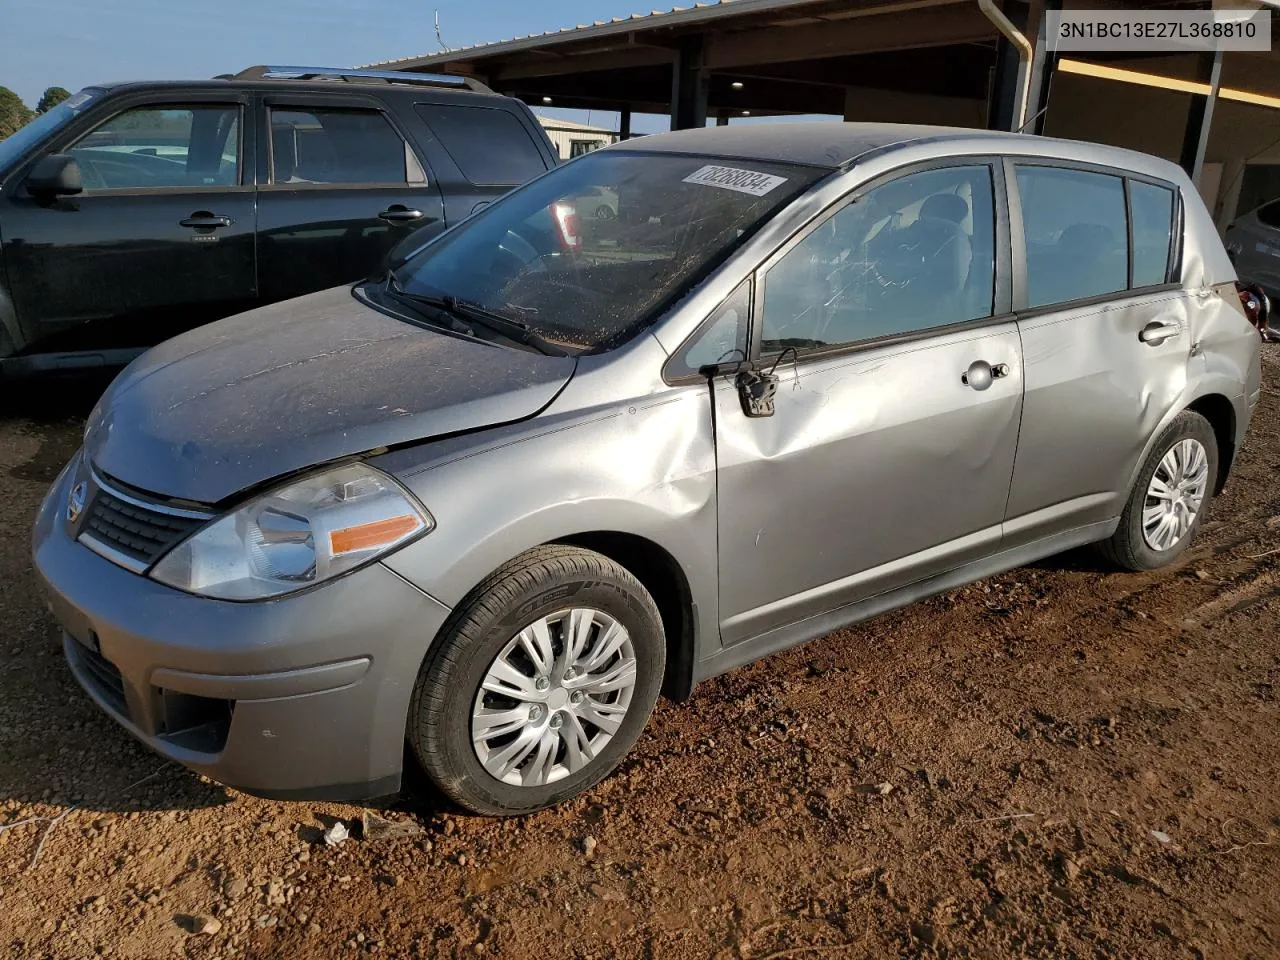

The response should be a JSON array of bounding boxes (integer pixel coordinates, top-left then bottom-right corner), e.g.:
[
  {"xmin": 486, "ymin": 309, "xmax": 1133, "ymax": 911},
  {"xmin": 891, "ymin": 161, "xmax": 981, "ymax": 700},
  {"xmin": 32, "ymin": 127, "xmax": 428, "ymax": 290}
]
[
  {"xmin": 408, "ymin": 545, "xmax": 665, "ymax": 816},
  {"xmin": 1098, "ymin": 410, "xmax": 1218, "ymax": 571}
]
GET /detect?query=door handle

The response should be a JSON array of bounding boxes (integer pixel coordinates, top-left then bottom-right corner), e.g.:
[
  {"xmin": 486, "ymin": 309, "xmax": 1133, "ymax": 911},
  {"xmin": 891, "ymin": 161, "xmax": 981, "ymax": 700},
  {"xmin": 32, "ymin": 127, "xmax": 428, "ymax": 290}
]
[
  {"xmin": 179, "ymin": 213, "xmax": 232, "ymax": 228},
  {"xmin": 378, "ymin": 205, "xmax": 425, "ymax": 223},
  {"xmin": 961, "ymin": 360, "xmax": 1009, "ymax": 391},
  {"xmin": 1139, "ymin": 321, "xmax": 1180, "ymax": 345}
]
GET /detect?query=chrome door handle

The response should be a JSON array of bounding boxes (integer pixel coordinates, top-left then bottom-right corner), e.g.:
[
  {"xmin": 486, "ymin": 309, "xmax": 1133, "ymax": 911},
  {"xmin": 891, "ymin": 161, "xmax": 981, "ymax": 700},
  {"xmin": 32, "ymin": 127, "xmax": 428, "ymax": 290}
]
[
  {"xmin": 962, "ymin": 360, "xmax": 1009, "ymax": 391},
  {"xmin": 1139, "ymin": 321, "xmax": 1180, "ymax": 345},
  {"xmin": 377, "ymin": 205, "xmax": 425, "ymax": 223},
  {"xmin": 179, "ymin": 213, "xmax": 232, "ymax": 228}
]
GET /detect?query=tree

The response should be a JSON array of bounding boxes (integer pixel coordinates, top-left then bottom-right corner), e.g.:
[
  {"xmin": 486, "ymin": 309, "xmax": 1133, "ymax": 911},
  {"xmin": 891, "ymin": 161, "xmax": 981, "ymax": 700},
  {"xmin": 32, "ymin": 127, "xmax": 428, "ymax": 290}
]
[
  {"xmin": 36, "ymin": 86, "xmax": 71, "ymax": 114},
  {"xmin": 0, "ymin": 86, "xmax": 33, "ymax": 140}
]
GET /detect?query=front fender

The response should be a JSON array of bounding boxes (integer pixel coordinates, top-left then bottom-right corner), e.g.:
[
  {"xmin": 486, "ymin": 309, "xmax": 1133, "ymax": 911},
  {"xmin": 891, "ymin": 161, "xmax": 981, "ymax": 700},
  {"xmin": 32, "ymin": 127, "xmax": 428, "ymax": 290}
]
[{"xmin": 372, "ymin": 385, "xmax": 721, "ymax": 664}]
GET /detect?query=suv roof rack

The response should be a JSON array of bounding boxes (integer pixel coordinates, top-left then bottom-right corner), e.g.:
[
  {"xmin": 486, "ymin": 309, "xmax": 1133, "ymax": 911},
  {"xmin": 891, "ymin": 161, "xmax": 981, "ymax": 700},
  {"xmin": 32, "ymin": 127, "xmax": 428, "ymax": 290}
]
[{"xmin": 227, "ymin": 65, "xmax": 493, "ymax": 94}]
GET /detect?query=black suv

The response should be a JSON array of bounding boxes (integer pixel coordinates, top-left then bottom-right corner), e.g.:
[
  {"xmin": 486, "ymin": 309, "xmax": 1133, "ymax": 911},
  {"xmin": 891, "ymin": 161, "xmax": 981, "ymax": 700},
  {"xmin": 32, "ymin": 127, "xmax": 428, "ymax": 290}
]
[{"xmin": 0, "ymin": 66, "xmax": 559, "ymax": 374}]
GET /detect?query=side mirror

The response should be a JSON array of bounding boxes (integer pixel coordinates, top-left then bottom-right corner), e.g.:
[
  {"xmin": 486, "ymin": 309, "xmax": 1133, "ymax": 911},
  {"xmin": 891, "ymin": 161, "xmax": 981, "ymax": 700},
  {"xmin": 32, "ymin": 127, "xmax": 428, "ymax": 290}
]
[{"xmin": 26, "ymin": 154, "xmax": 83, "ymax": 198}]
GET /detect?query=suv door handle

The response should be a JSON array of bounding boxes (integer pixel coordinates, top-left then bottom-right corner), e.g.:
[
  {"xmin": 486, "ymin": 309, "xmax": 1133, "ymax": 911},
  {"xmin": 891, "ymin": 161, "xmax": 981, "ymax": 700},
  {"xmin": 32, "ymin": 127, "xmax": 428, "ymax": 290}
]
[
  {"xmin": 962, "ymin": 360, "xmax": 1009, "ymax": 391},
  {"xmin": 1139, "ymin": 321, "xmax": 1180, "ymax": 345},
  {"xmin": 378, "ymin": 205, "xmax": 425, "ymax": 223},
  {"xmin": 179, "ymin": 213, "xmax": 232, "ymax": 228}
]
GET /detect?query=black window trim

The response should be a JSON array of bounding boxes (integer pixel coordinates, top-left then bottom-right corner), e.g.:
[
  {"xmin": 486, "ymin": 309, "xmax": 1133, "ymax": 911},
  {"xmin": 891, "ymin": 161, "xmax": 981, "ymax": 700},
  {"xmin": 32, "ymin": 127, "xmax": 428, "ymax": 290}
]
[
  {"xmin": 51, "ymin": 99, "xmax": 249, "ymax": 196},
  {"xmin": 1005, "ymin": 156, "xmax": 1185, "ymax": 317},
  {"xmin": 745, "ymin": 154, "xmax": 1013, "ymax": 369},
  {"xmin": 260, "ymin": 100, "xmax": 431, "ymax": 190}
]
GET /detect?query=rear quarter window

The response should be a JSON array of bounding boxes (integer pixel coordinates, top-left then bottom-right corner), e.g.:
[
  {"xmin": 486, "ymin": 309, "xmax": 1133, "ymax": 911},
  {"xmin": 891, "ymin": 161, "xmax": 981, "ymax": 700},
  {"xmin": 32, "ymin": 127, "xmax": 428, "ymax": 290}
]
[{"xmin": 415, "ymin": 103, "xmax": 548, "ymax": 186}]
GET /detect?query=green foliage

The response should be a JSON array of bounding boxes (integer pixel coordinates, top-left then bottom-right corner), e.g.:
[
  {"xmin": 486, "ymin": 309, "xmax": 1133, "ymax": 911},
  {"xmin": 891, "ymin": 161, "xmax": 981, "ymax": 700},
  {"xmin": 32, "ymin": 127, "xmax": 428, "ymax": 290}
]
[
  {"xmin": 36, "ymin": 86, "xmax": 71, "ymax": 113},
  {"xmin": 0, "ymin": 86, "xmax": 33, "ymax": 140}
]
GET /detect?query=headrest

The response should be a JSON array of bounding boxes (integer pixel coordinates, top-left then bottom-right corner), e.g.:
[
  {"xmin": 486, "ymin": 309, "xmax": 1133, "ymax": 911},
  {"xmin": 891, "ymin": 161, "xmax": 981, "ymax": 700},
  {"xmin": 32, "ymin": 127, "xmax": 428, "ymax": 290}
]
[{"xmin": 920, "ymin": 193, "xmax": 968, "ymax": 224}]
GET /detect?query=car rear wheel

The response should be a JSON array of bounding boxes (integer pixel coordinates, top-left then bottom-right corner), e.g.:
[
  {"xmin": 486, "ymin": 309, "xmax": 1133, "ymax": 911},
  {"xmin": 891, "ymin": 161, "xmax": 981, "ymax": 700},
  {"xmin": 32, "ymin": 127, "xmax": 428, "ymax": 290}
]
[
  {"xmin": 1098, "ymin": 410, "xmax": 1218, "ymax": 571},
  {"xmin": 408, "ymin": 545, "xmax": 665, "ymax": 815}
]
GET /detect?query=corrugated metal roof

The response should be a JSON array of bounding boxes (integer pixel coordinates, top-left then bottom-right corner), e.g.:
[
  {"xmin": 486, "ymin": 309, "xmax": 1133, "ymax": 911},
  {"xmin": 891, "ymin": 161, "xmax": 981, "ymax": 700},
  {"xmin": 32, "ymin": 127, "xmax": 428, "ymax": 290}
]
[{"xmin": 360, "ymin": 0, "xmax": 833, "ymax": 70}]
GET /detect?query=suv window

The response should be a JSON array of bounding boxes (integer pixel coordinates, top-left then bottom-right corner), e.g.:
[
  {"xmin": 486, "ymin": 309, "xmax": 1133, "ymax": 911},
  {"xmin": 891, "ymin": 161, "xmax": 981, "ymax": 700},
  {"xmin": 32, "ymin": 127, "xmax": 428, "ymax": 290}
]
[
  {"xmin": 1257, "ymin": 200, "xmax": 1280, "ymax": 228},
  {"xmin": 1016, "ymin": 165, "xmax": 1128, "ymax": 308},
  {"xmin": 69, "ymin": 105, "xmax": 239, "ymax": 190},
  {"xmin": 1130, "ymin": 181, "xmax": 1175, "ymax": 287},
  {"xmin": 759, "ymin": 165, "xmax": 996, "ymax": 353},
  {"xmin": 269, "ymin": 107, "xmax": 424, "ymax": 185},
  {"xmin": 415, "ymin": 103, "xmax": 547, "ymax": 185}
]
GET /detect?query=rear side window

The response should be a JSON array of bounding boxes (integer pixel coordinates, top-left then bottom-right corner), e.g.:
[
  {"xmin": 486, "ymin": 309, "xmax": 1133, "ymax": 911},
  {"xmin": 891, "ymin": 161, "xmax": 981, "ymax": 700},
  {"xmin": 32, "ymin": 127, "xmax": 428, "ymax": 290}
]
[
  {"xmin": 1130, "ymin": 181, "xmax": 1175, "ymax": 287},
  {"xmin": 268, "ymin": 107, "xmax": 424, "ymax": 185},
  {"xmin": 1258, "ymin": 200, "xmax": 1280, "ymax": 228},
  {"xmin": 1016, "ymin": 165, "xmax": 1128, "ymax": 308},
  {"xmin": 415, "ymin": 103, "xmax": 547, "ymax": 185}
]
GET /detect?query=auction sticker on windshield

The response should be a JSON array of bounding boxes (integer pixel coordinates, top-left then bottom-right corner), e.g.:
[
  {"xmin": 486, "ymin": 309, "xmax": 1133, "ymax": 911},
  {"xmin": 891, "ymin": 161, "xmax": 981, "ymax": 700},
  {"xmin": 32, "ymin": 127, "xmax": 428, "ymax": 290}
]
[{"xmin": 683, "ymin": 165, "xmax": 788, "ymax": 197}]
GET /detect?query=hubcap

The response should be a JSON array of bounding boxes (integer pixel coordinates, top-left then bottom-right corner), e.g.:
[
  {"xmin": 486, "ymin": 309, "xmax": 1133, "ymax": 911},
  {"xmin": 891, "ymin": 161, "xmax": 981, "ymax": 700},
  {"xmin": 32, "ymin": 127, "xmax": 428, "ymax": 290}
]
[
  {"xmin": 471, "ymin": 608, "xmax": 637, "ymax": 787},
  {"xmin": 1142, "ymin": 438, "xmax": 1209, "ymax": 552}
]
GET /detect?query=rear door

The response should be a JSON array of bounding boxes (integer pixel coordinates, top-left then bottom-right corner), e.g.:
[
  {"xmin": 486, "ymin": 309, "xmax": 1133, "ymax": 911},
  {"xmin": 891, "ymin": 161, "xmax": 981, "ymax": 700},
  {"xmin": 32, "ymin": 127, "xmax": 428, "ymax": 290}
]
[
  {"xmin": 254, "ymin": 92, "xmax": 445, "ymax": 304},
  {"xmin": 703, "ymin": 161, "xmax": 1023, "ymax": 646},
  {"xmin": 1003, "ymin": 159, "xmax": 1190, "ymax": 546},
  {"xmin": 0, "ymin": 90, "xmax": 256, "ymax": 355},
  {"xmin": 411, "ymin": 100, "xmax": 555, "ymax": 224}
]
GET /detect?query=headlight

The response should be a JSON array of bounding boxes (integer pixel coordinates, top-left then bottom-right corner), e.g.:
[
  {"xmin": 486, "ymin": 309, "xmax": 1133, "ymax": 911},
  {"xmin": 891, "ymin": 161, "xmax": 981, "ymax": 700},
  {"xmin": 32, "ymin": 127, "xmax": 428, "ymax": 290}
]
[{"xmin": 150, "ymin": 463, "xmax": 432, "ymax": 600}]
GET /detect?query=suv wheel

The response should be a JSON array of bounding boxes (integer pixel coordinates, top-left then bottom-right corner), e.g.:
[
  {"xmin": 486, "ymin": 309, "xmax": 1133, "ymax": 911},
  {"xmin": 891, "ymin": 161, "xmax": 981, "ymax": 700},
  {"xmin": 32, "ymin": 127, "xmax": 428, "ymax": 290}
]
[
  {"xmin": 1098, "ymin": 410, "xmax": 1218, "ymax": 571},
  {"xmin": 408, "ymin": 545, "xmax": 665, "ymax": 815}
]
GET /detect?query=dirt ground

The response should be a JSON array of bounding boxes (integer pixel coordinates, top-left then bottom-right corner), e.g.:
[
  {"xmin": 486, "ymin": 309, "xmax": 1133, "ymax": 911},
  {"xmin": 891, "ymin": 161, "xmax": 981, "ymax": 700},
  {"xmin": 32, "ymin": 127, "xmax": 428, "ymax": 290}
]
[{"xmin": 2, "ymin": 350, "xmax": 1279, "ymax": 960}]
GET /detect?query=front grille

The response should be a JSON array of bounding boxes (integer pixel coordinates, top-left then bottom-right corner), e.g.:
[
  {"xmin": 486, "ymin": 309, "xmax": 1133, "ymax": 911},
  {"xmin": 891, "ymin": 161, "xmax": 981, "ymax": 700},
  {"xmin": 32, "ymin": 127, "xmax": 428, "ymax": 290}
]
[
  {"xmin": 81, "ymin": 480, "xmax": 207, "ymax": 567},
  {"xmin": 71, "ymin": 640, "xmax": 127, "ymax": 713}
]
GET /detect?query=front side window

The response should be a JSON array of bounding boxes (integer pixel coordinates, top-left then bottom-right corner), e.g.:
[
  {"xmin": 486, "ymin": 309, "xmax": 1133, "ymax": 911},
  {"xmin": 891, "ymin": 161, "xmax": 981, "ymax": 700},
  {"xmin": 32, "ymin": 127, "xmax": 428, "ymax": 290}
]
[
  {"xmin": 1016, "ymin": 165, "xmax": 1127, "ymax": 308},
  {"xmin": 69, "ymin": 104, "xmax": 239, "ymax": 190},
  {"xmin": 269, "ymin": 107, "xmax": 422, "ymax": 185},
  {"xmin": 1130, "ymin": 181, "xmax": 1175, "ymax": 287},
  {"xmin": 392, "ymin": 152, "xmax": 821, "ymax": 352},
  {"xmin": 759, "ymin": 165, "xmax": 996, "ymax": 353}
]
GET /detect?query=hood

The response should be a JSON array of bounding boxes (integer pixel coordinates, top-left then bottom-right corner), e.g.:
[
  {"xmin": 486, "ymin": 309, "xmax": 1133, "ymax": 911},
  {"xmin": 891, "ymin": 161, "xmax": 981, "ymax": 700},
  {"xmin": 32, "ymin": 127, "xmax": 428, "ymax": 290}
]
[{"xmin": 85, "ymin": 287, "xmax": 576, "ymax": 504}]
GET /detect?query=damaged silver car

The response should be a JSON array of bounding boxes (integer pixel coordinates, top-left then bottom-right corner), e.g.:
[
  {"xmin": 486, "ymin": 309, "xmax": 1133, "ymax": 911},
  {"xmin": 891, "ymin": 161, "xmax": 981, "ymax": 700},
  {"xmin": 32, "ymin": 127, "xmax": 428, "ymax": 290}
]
[{"xmin": 34, "ymin": 123, "xmax": 1264, "ymax": 815}]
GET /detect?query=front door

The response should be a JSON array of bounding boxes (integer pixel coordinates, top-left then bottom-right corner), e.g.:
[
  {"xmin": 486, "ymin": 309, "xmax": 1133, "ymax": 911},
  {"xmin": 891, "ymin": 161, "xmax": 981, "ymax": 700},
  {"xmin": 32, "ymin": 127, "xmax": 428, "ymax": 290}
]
[
  {"xmin": 1, "ymin": 97, "xmax": 256, "ymax": 355},
  {"xmin": 1002, "ymin": 161, "xmax": 1191, "ymax": 545},
  {"xmin": 708, "ymin": 162, "xmax": 1024, "ymax": 646},
  {"xmin": 255, "ymin": 96, "xmax": 445, "ymax": 304}
]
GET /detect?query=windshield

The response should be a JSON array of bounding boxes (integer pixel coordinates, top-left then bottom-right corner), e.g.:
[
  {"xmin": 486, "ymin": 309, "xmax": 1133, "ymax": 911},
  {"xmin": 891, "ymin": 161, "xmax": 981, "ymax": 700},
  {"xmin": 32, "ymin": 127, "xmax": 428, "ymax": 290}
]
[
  {"xmin": 392, "ymin": 150, "xmax": 824, "ymax": 351},
  {"xmin": 0, "ymin": 90, "xmax": 97, "ymax": 174}
]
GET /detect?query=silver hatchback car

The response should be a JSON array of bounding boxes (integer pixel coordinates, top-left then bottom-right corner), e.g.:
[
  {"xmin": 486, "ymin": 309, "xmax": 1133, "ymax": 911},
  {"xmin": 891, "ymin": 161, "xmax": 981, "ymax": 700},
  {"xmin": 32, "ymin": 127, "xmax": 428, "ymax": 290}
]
[{"xmin": 34, "ymin": 123, "xmax": 1264, "ymax": 815}]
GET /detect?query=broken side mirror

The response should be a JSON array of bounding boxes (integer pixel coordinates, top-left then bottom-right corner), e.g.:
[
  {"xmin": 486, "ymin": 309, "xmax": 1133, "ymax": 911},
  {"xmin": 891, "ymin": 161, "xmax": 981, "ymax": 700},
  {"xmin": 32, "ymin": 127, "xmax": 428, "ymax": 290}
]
[{"xmin": 735, "ymin": 368, "xmax": 779, "ymax": 418}]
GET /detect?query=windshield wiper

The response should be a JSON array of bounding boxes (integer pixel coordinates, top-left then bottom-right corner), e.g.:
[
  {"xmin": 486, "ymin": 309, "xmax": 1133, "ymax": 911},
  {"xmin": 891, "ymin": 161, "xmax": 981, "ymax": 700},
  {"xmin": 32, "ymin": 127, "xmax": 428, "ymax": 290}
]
[{"xmin": 386, "ymin": 279, "xmax": 568, "ymax": 357}]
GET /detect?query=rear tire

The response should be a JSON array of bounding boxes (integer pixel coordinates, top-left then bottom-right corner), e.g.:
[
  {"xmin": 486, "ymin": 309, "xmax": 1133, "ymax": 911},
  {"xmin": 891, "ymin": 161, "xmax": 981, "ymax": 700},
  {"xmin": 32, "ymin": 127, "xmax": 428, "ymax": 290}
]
[
  {"xmin": 1097, "ymin": 410, "xmax": 1218, "ymax": 571},
  {"xmin": 408, "ymin": 545, "xmax": 665, "ymax": 816}
]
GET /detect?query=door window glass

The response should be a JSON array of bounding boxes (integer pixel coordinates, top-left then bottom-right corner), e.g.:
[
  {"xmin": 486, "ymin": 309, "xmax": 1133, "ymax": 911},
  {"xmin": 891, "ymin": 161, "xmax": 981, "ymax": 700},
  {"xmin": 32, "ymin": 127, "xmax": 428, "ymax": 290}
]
[
  {"xmin": 269, "ymin": 107, "xmax": 421, "ymax": 185},
  {"xmin": 759, "ymin": 165, "xmax": 996, "ymax": 353},
  {"xmin": 1130, "ymin": 181, "xmax": 1175, "ymax": 287},
  {"xmin": 1016, "ymin": 165, "xmax": 1128, "ymax": 307},
  {"xmin": 415, "ymin": 103, "xmax": 548, "ymax": 185},
  {"xmin": 69, "ymin": 105, "xmax": 239, "ymax": 190}
]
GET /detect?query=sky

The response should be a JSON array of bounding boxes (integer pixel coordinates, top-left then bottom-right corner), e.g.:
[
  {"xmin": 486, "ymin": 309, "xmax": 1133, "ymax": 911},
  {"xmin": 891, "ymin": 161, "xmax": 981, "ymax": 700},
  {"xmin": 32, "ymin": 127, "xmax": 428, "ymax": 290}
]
[{"xmin": 0, "ymin": 0, "xmax": 723, "ymax": 134}]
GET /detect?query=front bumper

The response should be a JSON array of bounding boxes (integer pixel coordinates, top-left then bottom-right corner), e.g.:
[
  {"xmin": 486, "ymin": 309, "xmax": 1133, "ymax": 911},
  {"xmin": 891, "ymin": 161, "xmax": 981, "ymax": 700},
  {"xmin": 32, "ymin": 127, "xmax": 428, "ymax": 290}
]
[{"xmin": 32, "ymin": 460, "xmax": 452, "ymax": 801}]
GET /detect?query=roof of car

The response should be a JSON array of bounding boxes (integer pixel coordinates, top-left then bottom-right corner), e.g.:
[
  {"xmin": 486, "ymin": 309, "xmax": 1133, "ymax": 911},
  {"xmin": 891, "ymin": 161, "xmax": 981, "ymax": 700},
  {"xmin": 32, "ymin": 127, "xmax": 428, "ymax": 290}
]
[{"xmin": 610, "ymin": 122, "xmax": 1186, "ymax": 183}]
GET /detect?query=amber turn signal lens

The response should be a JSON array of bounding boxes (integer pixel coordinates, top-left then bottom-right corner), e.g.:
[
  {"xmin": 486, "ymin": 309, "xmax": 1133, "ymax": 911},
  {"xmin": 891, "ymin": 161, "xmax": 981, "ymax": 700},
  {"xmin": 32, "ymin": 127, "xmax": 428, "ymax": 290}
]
[{"xmin": 329, "ymin": 515, "xmax": 422, "ymax": 556}]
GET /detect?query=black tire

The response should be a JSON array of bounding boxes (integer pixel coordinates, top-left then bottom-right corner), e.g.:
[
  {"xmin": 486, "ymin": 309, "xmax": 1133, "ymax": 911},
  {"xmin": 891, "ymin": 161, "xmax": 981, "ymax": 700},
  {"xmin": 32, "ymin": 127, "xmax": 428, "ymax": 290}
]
[
  {"xmin": 1097, "ymin": 410, "xmax": 1218, "ymax": 571},
  {"xmin": 408, "ymin": 545, "xmax": 665, "ymax": 816}
]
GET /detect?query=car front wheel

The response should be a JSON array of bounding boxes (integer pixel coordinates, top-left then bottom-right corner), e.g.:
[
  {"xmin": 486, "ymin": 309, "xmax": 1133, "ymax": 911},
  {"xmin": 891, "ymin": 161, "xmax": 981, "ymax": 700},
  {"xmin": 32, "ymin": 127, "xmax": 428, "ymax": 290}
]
[{"xmin": 408, "ymin": 545, "xmax": 665, "ymax": 815}]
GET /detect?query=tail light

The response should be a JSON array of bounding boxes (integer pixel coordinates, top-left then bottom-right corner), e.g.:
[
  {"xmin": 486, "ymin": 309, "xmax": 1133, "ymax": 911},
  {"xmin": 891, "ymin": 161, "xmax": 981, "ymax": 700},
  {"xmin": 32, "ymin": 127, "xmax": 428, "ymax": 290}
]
[
  {"xmin": 551, "ymin": 202, "xmax": 582, "ymax": 252},
  {"xmin": 1237, "ymin": 281, "xmax": 1276, "ymax": 341}
]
